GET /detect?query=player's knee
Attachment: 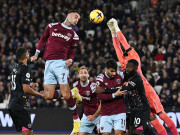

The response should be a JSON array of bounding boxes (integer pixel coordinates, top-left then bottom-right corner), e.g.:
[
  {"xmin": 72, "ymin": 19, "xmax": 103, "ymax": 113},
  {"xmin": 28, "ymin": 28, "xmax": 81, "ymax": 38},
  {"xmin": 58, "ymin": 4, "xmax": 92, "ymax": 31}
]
[
  {"xmin": 61, "ymin": 91, "xmax": 70, "ymax": 100},
  {"xmin": 45, "ymin": 92, "xmax": 54, "ymax": 100},
  {"xmin": 149, "ymin": 115, "xmax": 157, "ymax": 121}
]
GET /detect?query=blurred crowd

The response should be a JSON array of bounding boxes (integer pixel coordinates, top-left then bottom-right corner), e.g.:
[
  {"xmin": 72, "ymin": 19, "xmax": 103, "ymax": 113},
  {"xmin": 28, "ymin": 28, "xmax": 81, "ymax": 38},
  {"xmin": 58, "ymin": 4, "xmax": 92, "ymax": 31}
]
[{"xmin": 0, "ymin": 0, "xmax": 180, "ymax": 109}]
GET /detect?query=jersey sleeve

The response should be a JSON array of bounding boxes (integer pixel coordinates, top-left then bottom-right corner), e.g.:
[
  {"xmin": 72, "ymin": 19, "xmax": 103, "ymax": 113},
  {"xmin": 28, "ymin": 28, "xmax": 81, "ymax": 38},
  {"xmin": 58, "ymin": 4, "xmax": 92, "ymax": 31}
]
[
  {"xmin": 36, "ymin": 24, "xmax": 50, "ymax": 52},
  {"xmin": 90, "ymin": 82, "xmax": 96, "ymax": 93},
  {"xmin": 67, "ymin": 31, "xmax": 79, "ymax": 60},
  {"xmin": 73, "ymin": 81, "xmax": 78, "ymax": 87},
  {"xmin": 112, "ymin": 36, "xmax": 126, "ymax": 70},
  {"xmin": 21, "ymin": 66, "xmax": 31, "ymax": 84},
  {"xmin": 116, "ymin": 31, "xmax": 130, "ymax": 50},
  {"xmin": 96, "ymin": 74, "xmax": 105, "ymax": 88},
  {"xmin": 73, "ymin": 81, "xmax": 79, "ymax": 92}
]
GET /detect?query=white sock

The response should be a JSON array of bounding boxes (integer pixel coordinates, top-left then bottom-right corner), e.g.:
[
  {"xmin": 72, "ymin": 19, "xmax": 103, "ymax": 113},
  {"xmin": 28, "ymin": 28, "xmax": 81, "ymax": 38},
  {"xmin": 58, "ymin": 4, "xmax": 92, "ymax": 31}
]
[
  {"xmin": 73, "ymin": 118, "xmax": 80, "ymax": 122},
  {"xmin": 71, "ymin": 90, "xmax": 75, "ymax": 96}
]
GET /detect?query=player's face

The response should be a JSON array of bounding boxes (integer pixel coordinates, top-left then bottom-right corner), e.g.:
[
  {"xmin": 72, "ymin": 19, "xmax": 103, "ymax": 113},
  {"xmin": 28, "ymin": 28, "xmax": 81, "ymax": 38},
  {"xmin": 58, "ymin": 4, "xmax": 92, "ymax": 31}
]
[
  {"xmin": 78, "ymin": 69, "xmax": 89, "ymax": 83},
  {"xmin": 68, "ymin": 12, "xmax": 80, "ymax": 26},
  {"xmin": 126, "ymin": 63, "xmax": 135, "ymax": 75},
  {"xmin": 106, "ymin": 68, "xmax": 117, "ymax": 79}
]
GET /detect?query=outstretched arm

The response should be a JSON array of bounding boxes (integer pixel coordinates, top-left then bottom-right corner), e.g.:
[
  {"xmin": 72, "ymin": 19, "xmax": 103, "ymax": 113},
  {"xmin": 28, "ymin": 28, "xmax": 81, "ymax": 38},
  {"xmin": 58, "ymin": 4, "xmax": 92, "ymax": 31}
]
[
  {"xmin": 112, "ymin": 36, "xmax": 126, "ymax": 69},
  {"xmin": 31, "ymin": 25, "xmax": 50, "ymax": 61},
  {"xmin": 116, "ymin": 30, "xmax": 131, "ymax": 50}
]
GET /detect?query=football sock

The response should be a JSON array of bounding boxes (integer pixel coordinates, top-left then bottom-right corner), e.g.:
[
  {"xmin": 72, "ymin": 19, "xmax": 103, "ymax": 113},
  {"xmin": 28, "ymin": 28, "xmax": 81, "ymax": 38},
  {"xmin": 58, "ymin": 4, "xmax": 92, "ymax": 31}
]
[
  {"xmin": 53, "ymin": 90, "xmax": 61, "ymax": 99},
  {"xmin": 159, "ymin": 112, "xmax": 178, "ymax": 135},
  {"xmin": 66, "ymin": 92, "xmax": 79, "ymax": 120},
  {"xmin": 150, "ymin": 119, "xmax": 167, "ymax": 135},
  {"xmin": 22, "ymin": 127, "xmax": 30, "ymax": 131}
]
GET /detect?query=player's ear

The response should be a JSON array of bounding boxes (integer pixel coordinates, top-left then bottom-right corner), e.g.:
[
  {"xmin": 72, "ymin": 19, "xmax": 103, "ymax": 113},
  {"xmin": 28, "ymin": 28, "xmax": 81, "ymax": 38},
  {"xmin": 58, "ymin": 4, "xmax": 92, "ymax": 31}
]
[{"xmin": 77, "ymin": 73, "xmax": 80, "ymax": 78}]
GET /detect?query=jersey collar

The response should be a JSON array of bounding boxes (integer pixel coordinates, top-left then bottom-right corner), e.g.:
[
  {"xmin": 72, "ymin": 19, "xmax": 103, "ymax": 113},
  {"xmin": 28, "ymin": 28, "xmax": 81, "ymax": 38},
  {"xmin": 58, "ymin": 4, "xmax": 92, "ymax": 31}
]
[
  {"xmin": 105, "ymin": 72, "xmax": 110, "ymax": 79},
  {"xmin": 61, "ymin": 23, "xmax": 72, "ymax": 29},
  {"xmin": 80, "ymin": 80, "xmax": 89, "ymax": 87}
]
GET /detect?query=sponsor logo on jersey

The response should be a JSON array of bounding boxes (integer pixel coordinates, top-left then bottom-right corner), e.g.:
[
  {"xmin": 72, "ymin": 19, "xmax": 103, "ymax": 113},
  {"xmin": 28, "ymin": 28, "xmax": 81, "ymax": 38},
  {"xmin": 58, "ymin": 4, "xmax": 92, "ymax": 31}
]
[
  {"xmin": 129, "ymin": 81, "xmax": 136, "ymax": 87},
  {"xmin": 82, "ymin": 96, "xmax": 91, "ymax": 100},
  {"xmin": 52, "ymin": 32, "xmax": 70, "ymax": 41},
  {"xmin": 26, "ymin": 73, "xmax": 30, "ymax": 78},
  {"xmin": 105, "ymin": 83, "xmax": 108, "ymax": 85}
]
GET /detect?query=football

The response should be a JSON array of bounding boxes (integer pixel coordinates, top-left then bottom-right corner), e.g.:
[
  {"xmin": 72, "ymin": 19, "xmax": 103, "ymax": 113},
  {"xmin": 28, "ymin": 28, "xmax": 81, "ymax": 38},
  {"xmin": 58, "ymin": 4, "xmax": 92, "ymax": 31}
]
[{"xmin": 89, "ymin": 9, "xmax": 104, "ymax": 24}]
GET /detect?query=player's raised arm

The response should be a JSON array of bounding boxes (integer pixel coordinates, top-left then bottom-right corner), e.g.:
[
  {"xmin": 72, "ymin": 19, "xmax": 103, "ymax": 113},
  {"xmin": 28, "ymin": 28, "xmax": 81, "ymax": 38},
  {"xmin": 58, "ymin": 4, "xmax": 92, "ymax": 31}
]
[
  {"xmin": 31, "ymin": 25, "xmax": 50, "ymax": 61},
  {"xmin": 108, "ymin": 18, "xmax": 131, "ymax": 50},
  {"xmin": 107, "ymin": 19, "xmax": 126, "ymax": 70}
]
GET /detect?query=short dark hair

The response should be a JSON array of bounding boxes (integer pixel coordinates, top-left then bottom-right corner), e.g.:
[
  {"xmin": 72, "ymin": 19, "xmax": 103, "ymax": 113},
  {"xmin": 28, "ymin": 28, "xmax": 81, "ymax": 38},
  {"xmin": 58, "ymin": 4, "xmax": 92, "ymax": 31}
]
[
  {"xmin": 105, "ymin": 59, "xmax": 117, "ymax": 70},
  {"xmin": 68, "ymin": 10, "xmax": 80, "ymax": 15},
  {"xmin": 127, "ymin": 59, "xmax": 139, "ymax": 68},
  {"xmin": 16, "ymin": 47, "xmax": 27, "ymax": 61}
]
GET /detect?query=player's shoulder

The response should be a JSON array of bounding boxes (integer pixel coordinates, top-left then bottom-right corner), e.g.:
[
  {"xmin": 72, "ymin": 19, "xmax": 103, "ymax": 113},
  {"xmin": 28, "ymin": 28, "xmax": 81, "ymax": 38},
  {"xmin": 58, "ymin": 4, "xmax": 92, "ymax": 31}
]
[
  {"xmin": 134, "ymin": 72, "xmax": 142, "ymax": 80},
  {"xmin": 73, "ymin": 80, "xmax": 80, "ymax": 87},
  {"xmin": 96, "ymin": 73, "xmax": 105, "ymax": 82},
  {"xmin": 117, "ymin": 70, "xmax": 124, "ymax": 78},
  {"xmin": 48, "ymin": 22, "xmax": 59, "ymax": 28},
  {"xmin": 18, "ymin": 63, "xmax": 28, "ymax": 71}
]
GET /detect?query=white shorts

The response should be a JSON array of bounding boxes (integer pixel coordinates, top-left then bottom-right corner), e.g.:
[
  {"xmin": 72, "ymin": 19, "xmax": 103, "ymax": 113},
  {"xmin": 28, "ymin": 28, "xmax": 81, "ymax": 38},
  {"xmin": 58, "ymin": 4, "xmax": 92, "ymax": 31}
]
[
  {"xmin": 44, "ymin": 59, "xmax": 69, "ymax": 85},
  {"xmin": 100, "ymin": 113, "xmax": 126, "ymax": 133},
  {"xmin": 79, "ymin": 114, "xmax": 100, "ymax": 133}
]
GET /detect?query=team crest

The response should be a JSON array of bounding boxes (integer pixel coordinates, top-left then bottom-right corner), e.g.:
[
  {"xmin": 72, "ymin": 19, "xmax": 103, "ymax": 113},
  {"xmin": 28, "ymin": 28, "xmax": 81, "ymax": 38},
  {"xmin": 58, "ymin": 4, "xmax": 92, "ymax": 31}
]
[
  {"xmin": 67, "ymin": 33, "xmax": 72, "ymax": 37},
  {"xmin": 28, "ymin": 123, "xmax": 32, "ymax": 128},
  {"xmin": 86, "ymin": 91, "xmax": 90, "ymax": 96},
  {"xmin": 101, "ymin": 127, "xmax": 104, "ymax": 130},
  {"xmin": 116, "ymin": 79, "xmax": 121, "ymax": 84}
]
